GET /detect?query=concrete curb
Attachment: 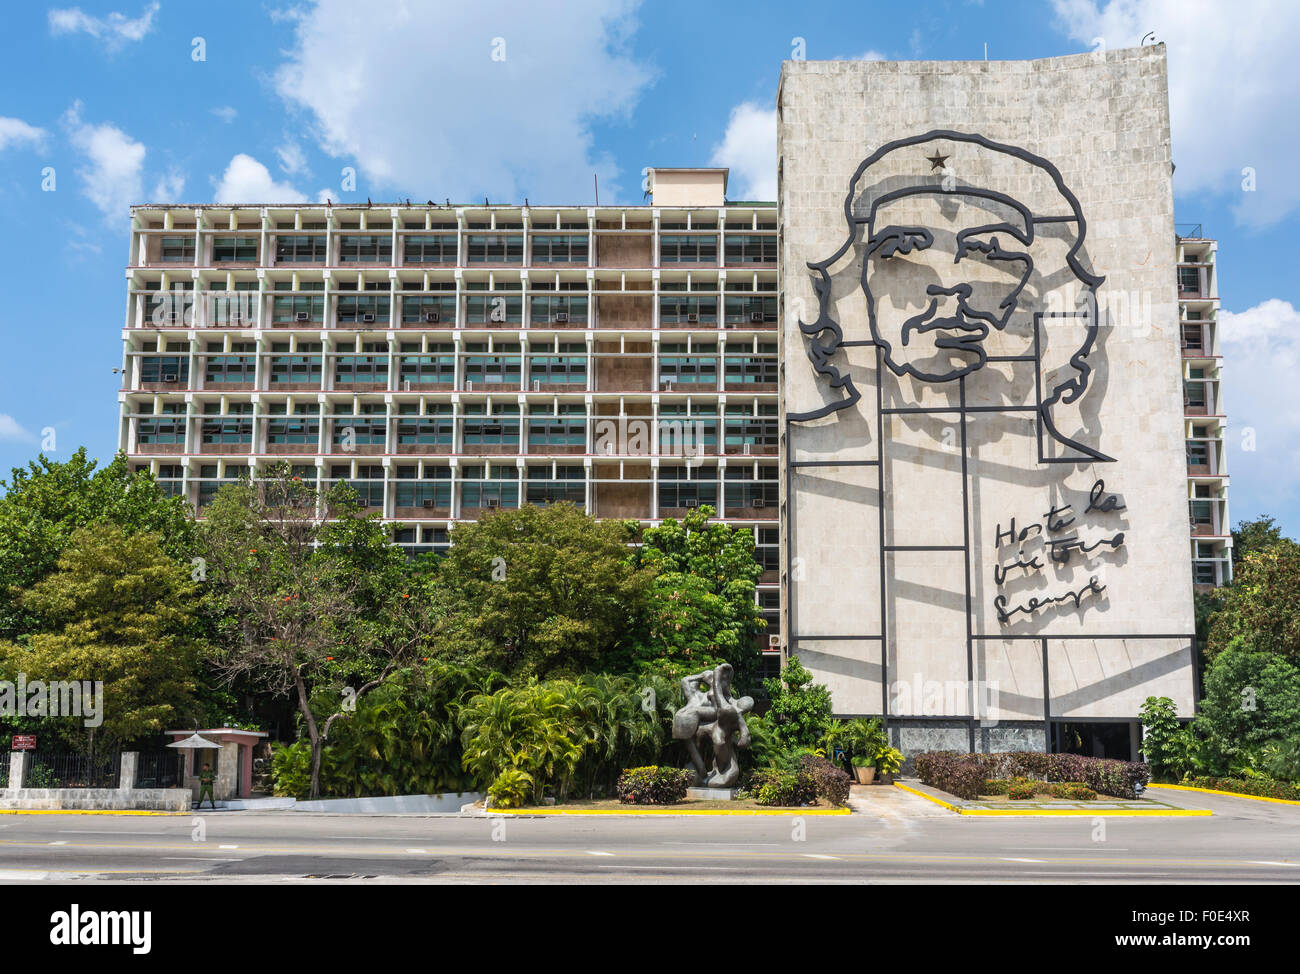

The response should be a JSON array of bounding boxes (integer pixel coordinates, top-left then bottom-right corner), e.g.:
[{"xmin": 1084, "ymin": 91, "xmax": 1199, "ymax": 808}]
[
  {"xmin": 0, "ymin": 809, "xmax": 188, "ymax": 816},
  {"xmin": 483, "ymin": 806, "xmax": 851, "ymax": 817},
  {"xmin": 892, "ymin": 781, "xmax": 1212, "ymax": 817},
  {"xmin": 1147, "ymin": 783, "xmax": 1300, "ymax": 806}
]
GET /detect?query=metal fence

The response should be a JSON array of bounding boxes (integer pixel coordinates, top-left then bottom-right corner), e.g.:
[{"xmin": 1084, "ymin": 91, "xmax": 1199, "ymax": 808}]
[
  {"xmin": 135, "ymin": 750, "xmax": 184, "ymax": 789},
  {"xmin": 24, "ymin": 751, "xmax": 121, "ymax": 789}
]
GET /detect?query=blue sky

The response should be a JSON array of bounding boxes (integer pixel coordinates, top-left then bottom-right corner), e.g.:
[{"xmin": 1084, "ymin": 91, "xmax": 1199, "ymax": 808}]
[{"xmin": 1, "ymin": 0, "xmax": 1296, "ymax": 537}]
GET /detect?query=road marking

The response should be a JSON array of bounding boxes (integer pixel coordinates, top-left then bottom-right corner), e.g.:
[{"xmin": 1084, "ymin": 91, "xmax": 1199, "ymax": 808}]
[
  {"xmin": 405, "ymin": 848, "xmax": 427, "ymax": 854},
  {"xmin": 0, "ymin": 869, "xmax": 48, "ymax": 880},
  {"xmin": 1249, "ymin": 860, "xmax": 1297, "ymax": 867},
  {"xmin": 219, "ymin": 844, "xmax": 239, "ymax": 849},
  {"xmin": 802, "ymin": 853, "xmax": 840, "ymax": 860},
  {"xmin": 58, "ymin": 830, "xmax": 168, "ymax": 835},
  {"xmin": 586, "ymin": 850, "xmax": 615, "ymax": 856},
  {"xmin": 1000, "ymin": 857, "xmax": 1046, "ymax": 863},
  {"xmin": 161, "ymin": 857, "xmax": 242, "ymax": 862},
  {"xmin": 48, "ymin": 840, "xmax": 67, "ymax": 845}
]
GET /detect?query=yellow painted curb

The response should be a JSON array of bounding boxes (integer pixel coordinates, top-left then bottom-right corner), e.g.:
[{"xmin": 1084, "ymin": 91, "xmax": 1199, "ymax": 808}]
[
  {"xmin": 0, "ymin": 809, "xmax": 188, "ymax": 816},
  {"xmin": 486, "ymin": 806, "xmax": 851, "ymax": 816},
  {"xmin": 892, "ymin": 781, "xmax": 1211, "ymax": 817},
  {"xmin": 1147, "ymin": 783, "xmax": 1300, "ymax": 807}
]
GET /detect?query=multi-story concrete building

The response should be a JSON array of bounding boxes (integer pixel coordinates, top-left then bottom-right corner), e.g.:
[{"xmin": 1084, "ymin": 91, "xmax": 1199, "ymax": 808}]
[
  {"xmin": 1177, "ymin": 229, "xmax": 1232, "ymax": 588},
  {"xmin": 118, "ymin": 169, "xmax": 783, "ymax": 669}
]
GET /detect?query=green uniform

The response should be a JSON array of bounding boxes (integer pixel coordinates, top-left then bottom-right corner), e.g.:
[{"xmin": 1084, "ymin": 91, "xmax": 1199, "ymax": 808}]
[{"xmin": 198, "ymin": 767, "xmax": 216, "ymax": 809}]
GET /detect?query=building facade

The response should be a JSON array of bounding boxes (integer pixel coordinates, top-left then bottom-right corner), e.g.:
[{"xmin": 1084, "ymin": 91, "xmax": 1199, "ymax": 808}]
[
  {"xmin": 117, "ymin": 171, "xmax": 782, "ymax": 669},
  {"xmin": 778, "ymin": 47, "xmax": 1210, "ymax": 758}
]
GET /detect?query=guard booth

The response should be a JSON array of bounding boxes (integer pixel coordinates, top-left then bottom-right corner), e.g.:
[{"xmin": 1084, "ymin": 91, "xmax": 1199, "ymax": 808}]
[{"xmin": 165, "ymin": 728, "xmax": 268, "ymax": 802}]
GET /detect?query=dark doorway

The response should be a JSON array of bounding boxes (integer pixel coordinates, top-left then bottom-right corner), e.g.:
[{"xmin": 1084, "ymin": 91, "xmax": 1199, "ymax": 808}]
[{"xmin": 1052, "ymin": 721, "xmax": 1134, "ymax": 760}]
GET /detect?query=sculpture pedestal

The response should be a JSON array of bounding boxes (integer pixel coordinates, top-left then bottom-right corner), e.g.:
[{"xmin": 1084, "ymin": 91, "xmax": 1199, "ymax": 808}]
[{"xmin": 687, "ymin": 786, "xmax": 738, "ymax": 801}]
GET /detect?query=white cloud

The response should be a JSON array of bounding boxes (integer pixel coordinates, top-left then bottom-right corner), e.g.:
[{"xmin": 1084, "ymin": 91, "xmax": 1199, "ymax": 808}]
[
  {"xmin": 710, "ymin": 102, "xmax": 776, "ymax": 201},
  {"xmin": 213, "ymin": 153, "xmax": 308, "ymax": 202},
  {"xmin": 0, "ymin": 415, "xmax": 36, "ymax": 443},
  {"xmin": 211, "ymin": 106, "xmax": 239, "ymax": 124},
  {"xmin": 0, "ymin": 116, "xmax": 47, "ymax": 152},
  {"xmin": 62, "ymin": 102, "xmax": 145, "ymax": 217},
  {"xmin": 277, "ymin": 140, "xmax": 308, "ymax": 177},
  {"xmin": 152, "ymin": 168, "xmax": 186, "ymax": 200},
  {"xmin": 1219, "ymin": 299, "xmax": 1300, "ymax": 519},
  {"xmin": 48, "ymin": 2, "xmax": 159, "ymax": 51},
  {"xmin": 272, "ymin": 0, "xmax": 652, "ymax": 202},
  {"xmin": 1052, "ymin": 0, "xmax": 1300, "ymax": 227}
]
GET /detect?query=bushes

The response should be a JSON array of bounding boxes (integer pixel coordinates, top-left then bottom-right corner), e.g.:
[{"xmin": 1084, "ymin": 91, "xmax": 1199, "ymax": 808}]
[
  {"xmin": 1183, "ymin": 776, "xmax": 1300, "ymax": 801},
  {"xmin": 1050, "ymin": 782, "xmax": 1098, "ymax": 801},
  {"xmin": 801, "ymin": 753, "xmax": 851, "ymax": 806},
  {"xmin": 617, "ymin": 766, "xmax": 693, "ymax": 805},
  {"xmin": 750, "ymin": 768, "xmax": 819, "ymax": 807},
  {"xmin": 915, "ymin": 751, "xmax": 1150, "ymax": 801},
  {"xmin": 488, "ymin": 769, "xmax": 533, "ymax": 809},
  {"xmin": 980, "ymin": 776, "xmax": 1097, "ymax": 801},
  {"xmin": 1007, "ymin": 780, "xmax": 1037, "ymax": 800}
]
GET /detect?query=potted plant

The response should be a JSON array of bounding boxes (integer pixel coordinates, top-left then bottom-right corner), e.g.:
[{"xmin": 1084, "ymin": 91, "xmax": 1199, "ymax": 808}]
[
  {"xmin": 851, "ymin": 753, "xmax": 877, "ymax": 784},
  {"xmin": 874, "ymin": 746, "xmax": 904, "ymax": 784},
  {"xmin": 840, "ymin": 717, "xmax": 887, "ymax": 784}
]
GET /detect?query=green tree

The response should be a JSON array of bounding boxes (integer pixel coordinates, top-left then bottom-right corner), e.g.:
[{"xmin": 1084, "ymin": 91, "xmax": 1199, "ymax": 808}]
[
  {"xmin": 1207, "ymin": 538, "xmax": 1300, "ymax": 663},
  {"xmin": 1232, "ymin": 515, "xmax": 1287, "ymax": 567},
  {"xmin": 1193, "ymin": 639, "xmax": 1300, "ymax": 774},
  {"xmin": 762, "ymin": 656, "xmax": 833, "ymax": 751},
  {"xmin": 432, "ymin": 502, "xmax": 654, "ymax": 678},
  {"xmin": 1138, "ymin": 696, "xmax": 1182, "ymax": 781},
  {"xmin": 634, "ymin": 505, "xmax": 765, "ymax": 684},
  {"xmin": 0, "ymin": 449, "xmax": 194, "ymax": 639},
  {"xmin": 0, "ymin": 523, "xmax": 203, "ymax": 750},
  {"xmin": 200, "ymin": 465, "xmax": 421, "ymax": 798}
]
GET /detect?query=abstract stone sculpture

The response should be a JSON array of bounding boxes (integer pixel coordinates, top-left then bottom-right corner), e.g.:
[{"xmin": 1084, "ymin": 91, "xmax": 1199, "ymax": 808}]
[{"xmin": 671, "ymin": 663, "xmax": 753, "ymax": 788}]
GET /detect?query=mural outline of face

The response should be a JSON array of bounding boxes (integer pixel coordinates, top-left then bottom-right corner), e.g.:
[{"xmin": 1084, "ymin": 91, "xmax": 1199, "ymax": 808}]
[{"xmin": 863, "ymin": 192, "xmax": 1034, "ymax": 384}]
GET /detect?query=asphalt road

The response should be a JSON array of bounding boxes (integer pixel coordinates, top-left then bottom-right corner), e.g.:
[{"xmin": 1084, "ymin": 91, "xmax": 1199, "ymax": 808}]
[{"xmin": 2, "ymin": 785, "xmax": 1298, "ymax": 884}]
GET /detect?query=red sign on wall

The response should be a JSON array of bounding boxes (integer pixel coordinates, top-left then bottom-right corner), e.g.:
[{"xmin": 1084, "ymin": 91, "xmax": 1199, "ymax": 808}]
[{"xmin": 11, "ymin": 735, "xmax": 36, "ymax": 751}]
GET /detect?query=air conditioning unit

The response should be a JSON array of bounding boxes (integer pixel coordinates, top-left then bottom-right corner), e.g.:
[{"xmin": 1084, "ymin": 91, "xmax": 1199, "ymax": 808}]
[
  {"xmin": 162, "ymin": 373, "xmax": 178, "ymax": 382},
  {"xmin": 357, "ymin": 499, "xmax": 368, "ymax": 508},
  {"xmin": 750, "ymin": 312, "xmax": 765, "ymax": 323},
  {"xmin": 485, "ymin": 497, "xmax": 500, "ymax": 509},
  {"xmin": 424, "ymin": 311, "xmax": 440, "ymax": 323},
  {"xmin": 686, "ymin": 312, "xmax": 700, "ymax": 323},
  {"xmin": 362, "ymin": 313, "xmax": 376, "ymax": 323},
  {"xmin": 751, "ymin": 498, "xmax": 767, "ymax": 508},
  {"xmin": 295, "ymin": 312, "xmax": 310, "ymax": 322},
  {"xmin": 683, "ymin": 498, "xmax": 699, "ymax": 508},
  {"xmin": 768, "ymin": 635, "xmax": 781, "ymax": 649},
  {"xmin": 422, "ymin": 498, "xmax": 435, "ymax": 508},
  {"xmin": 532, "ymin": 379, "xmax": 541, "ymax": 391},
  {"xmin": 554, "ymin": 312, "xmax": 570, "ymax": 323},
  {"xmin": 465, "ymin": 380, "xmax": 473, "ymax": 391}
]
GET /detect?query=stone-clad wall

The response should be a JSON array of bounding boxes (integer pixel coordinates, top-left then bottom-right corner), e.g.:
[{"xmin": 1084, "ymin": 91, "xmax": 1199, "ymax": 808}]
[{"xmin": 779, "ymin": 48, "xmax": 1195, "ymax": 730}]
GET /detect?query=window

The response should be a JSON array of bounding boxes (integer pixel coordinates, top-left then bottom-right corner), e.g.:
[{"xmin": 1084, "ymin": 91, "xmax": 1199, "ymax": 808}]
[
  {"xmin": 275, "ymin": 235, "xmax": 327, "ymax": 263},
  {"xmin": 724, "ymin": 345, "xmax": 778, "ymax": 385},
  {"xmin": 725, "ymin": 466, "xmax": 778, "ymax": 509},
  {"xmin": 204, "ymin": 345, "xmax": 257, "ymax": 384},
  {"xmin": 1181, "ymin": 324, "xmax": 1204, "ymax": 350},
  {"xmin": 338, "ymin": 235, "xmax": 393, "ymax": 263},
  {"xmin": 460, "ymin": 465, "xmax": 519, "ymax": 508},
  {"xmin": 337, "ymin": 467, "xmax": 385, "ymax": 507},
  {"xmin": 528, "ymin": 344, "xmax": 587, "ymax": 385},
  {"xmin": 528, "ymin": 405, "xmax": 585, "ymax": 448},
  {"xmin": 403, "ymin": 234, "xmax": 457, "ymax": 264},
  {"xmin": 271, "ymin": 287, "xmax": 325, "ymax": 324},
  {"xmin": 336, "ymin": 294, "xmax": 390, "ymax": 324},
  {"xmin": 660, "ymin": 234, "xmax": 717, "ymax": 264},
  {"xmin": 334, "ymin": 349, "xmax": 389, "ymax": 385},
  {"xmin": 398, "ymin": 344, "xmax": 456, "ymax": 386},
  {"xmin": 723, "ymin": 295, "xmax": 777, "ymax": 324},
  {"xmin": 526, "ymin": 465, "xmax": 585, "ymax": 505},
  {"xmin": 1178, "ymin": 266, "xmax": 1201, "ymax": 294},
  {"xmin": 332, "ymin": 405, "xmax": 387, "ymax": 446},
  {"xmin": 1190, "ymin": 499, "xmax": 1214, "ymax": 526},
  {"xmin": 660, "ymin": 296, "xmax": 718, "ymax": 324},
  {"xmin": 140, "ymin": 356, "xmax": 190, "ymax": 384},
  {"xmin": 465, "ymin": 234, "xmax": 523, "ymax": 263},
  {"xmin": 1193, "ymin": 561, "xmax": 1217, "ymax": 585},
  {"xmin": 401, "ymin": 294, "xmax": 456, "ymax": 324},
  {"xmin": 531, "ymin": 234, "xmax": 588, "ymax": 264},
  {"xmin": 463, "ymin": 343, "xmax": 522, "ymax": 385},
  {"xmin": 394, "ymin": 467, "xmax": 452, "ymax": 507},
  {"xmin": 724, "ymin": 404, "xmax": 778, "ymax": 450},
  {"xmin": 756, "ymin": 526, "xmax": 780, "ymax": 571},
  {"xmin": 659, "ymin": 343, "xmax": 718, "ymax": 385},
  {"xmin": 462, "ymin": 404, "xmax": 520, "ymax": 447},
  {"xmin": 395, "ymin": 405, "xmax": 454, "ymax": 446},
  {"xmin": 1186, "ymin": 440, "xmax": 1209, "ymax": 467},
  {"xmin": 200, "ymin": 403, "xmax": 254, "ymax": 444},
  {"xmin": 212, "ymin": 237, "xmax": 258, "ymax": 263},
  {"xmin": 136, "ymin": 404, "xmax": 186, "ymax": 445},
  {"xmin": 529, "ymin": 294, "xmax": 587, "ymax": 324},
  {"xmin": 266, "ymin": 404, "xmax": 321, "ymax": 445},
  {"xmin": 723, "ymin": 234, "xmax": 777, "ymax": 265},
  {"xmin": 658, "ymin": 465, "xmax": 718, "ymax": 508},
  {"xmin": 160, "ymin": 236, "xmax": 195, "ymax": 263},
  {"xmin": 1183, "ymin": 379, "xmax": 1207, "ymax": 409},
  {"xmin": 155, "ymin": 464, "xmax": 184, "ymax": 497},
  {"xmin": 464, "ymin": 295, "xmax": 522, "ymax": 324},
  {"xmin": 268, "ymin": 347, "xmax": 322, "ymax": 385}
]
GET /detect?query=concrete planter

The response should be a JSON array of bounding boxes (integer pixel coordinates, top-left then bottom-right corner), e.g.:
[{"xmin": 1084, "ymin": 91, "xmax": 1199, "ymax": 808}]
[{"xmin": 853, "ymin": 765, "xmax": 876, "ymax": 784}]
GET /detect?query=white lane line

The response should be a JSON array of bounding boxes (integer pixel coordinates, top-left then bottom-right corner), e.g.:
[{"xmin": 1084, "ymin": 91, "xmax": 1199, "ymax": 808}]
[
  {"xmin": 58, "ymin": 830, "xmax": 168, "ymax": 835},
  {"xmin": 0, "ymin": 870, "xmax": 48, "ymax": 880},
  {"xmin": 161, "ymin": 857, "xmax": 243, "ymax": 862},
  {"xmin": 801, "ymin": 853, "xmax": 841, "ymax": 860},
  {"xmin": 586, "ymin": 850, "xmax": 615, "ymax": 856},
  {"xmin": 48, "ymin": 841, "xmax": 67, "ymax": 846},
  {"xmin": 218, "ymin": 844, "xmax": 239, "ymax": 849},
  {"xmin": 1001, "ymin": 857, "xmax": 1046, "ymax": 863},
  {"xmin": 1249, "ymin": 860, "xmax": 1297, "ymax": 867},
  {"xmin": 405, "ymin": 848, "xmax": 427, "ymax": 854}
]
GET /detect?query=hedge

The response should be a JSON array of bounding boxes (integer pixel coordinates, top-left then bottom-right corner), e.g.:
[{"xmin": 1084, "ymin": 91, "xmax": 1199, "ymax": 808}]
[
  {"xmin": 617, "ymin": 766, "xmax": 693, "ymax": 805},
  {"xmin": 915, "ymin": 751, "xmax": 1149, "ymax": 800},
  {"xmin": 801, "ymin": 753, "xmax": 851, "ymax": 806},
  {"xmin": 1183, "ymin": 776, "xmax": 1300, "ymax": 801},
  {"xmin": 749, "ymin": 768, "xmax": 819, "ymax": 806}
]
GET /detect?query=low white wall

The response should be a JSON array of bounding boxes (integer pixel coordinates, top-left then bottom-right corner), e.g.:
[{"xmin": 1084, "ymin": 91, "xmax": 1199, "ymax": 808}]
[
  {"xmin": 292, "ymin": 792, "xmax": 483, "ymax": 814},
  {"xmin": 0, "ymin": 788, "xmax": 192, "ymax": 811}
]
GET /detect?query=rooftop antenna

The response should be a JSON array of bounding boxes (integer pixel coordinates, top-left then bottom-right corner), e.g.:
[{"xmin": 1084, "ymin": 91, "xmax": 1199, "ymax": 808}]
[
  {"xmin": 693, "ymin": 132, "xmax": 697, "ymax": 167},
  {"xmin": 984, "ymin": 42, "xmax": 988, "ymax": 60},
  {"xmin": 594, "ymin": 173, "xmax": 599, "ymax": 206}
]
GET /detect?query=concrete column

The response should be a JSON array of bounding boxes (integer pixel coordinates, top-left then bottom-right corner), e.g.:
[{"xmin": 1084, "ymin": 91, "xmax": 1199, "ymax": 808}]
[
  {"xmin": 119, "ymin": 751, "xmax": 138, "ymax": 791},
  {"xmin": 9, "ymin": 751, "xmax": 26, "ymax": 789}
]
